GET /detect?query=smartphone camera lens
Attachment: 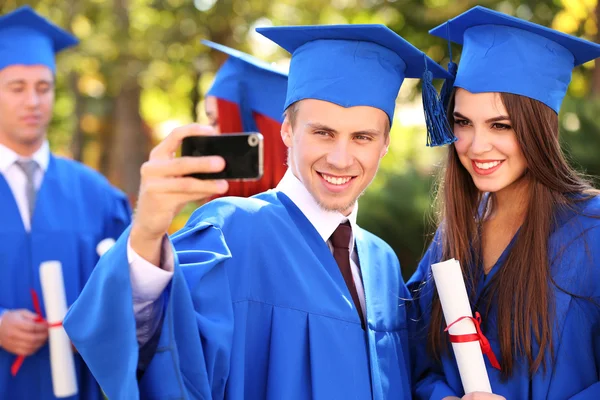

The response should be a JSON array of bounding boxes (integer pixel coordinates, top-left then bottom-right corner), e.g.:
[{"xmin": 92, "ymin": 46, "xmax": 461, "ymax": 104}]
[{"xmin": 248, "ymin": 134, "xmax": 259, "ymax": 147}]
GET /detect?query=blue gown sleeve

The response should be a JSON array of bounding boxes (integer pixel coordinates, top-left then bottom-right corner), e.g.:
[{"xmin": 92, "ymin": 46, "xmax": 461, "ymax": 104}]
[
  {"xmin": 407, "ymin": 232, "xmax": 459, "ymax": 400},
  {"xmin": 569, "ymin": 383, "xmax": 600, "ymax": 399},
  {"xmin": 64, "ymin": 205, "xmax": 235, "ymax": 400},
  {"xmin": 63, "ymin": 226, "xmax": 141, "ymax": 399},
  {"xmin": 552, "ymin": 224, "xmax": 600, "ymax": 400},
  {"xmin": 560, "ymin": 295, "xmax": 600, "ymax": 400}
]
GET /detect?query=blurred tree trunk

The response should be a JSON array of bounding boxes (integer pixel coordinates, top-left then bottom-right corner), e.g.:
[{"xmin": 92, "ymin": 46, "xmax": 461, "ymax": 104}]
[
  {"xmin": 98, "ymin": 110, "xmax": 114, "ymax": 177},
  {"xmin": 111, "ymin": 81, "xmax": 147, "ymax": 195},
  {"xmin": 68, "ymin": 73, "xmax": 86, "ymax": 160},
  {"xmin": 593, "ymin": 1, "xmax": 600, "ymax": 97},
  {"xmin": 64, "ymin": 0, "xmax": 85, "ymax": 161},
  {"xmin": 108, "ymin": 0, "xmax": 149, "ymax": 200},
  {"xmin": 191, "ymin": 67, "xmax": 201, "ymax": 122}
]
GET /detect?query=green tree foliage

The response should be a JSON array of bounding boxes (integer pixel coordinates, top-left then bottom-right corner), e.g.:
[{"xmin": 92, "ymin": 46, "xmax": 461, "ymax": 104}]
[{"xmin": 560, "ymin": 97, "xmax": 600, "ymax": 186}]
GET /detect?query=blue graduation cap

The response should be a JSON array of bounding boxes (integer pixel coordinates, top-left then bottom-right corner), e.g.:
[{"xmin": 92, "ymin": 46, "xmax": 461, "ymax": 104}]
[
  {"xmin": 0, "ymin": 6, "xmax": 79, "ymax": 73},
  {"xmin": 202, "ymin": 40, "xmax": 288, "ymax": 131},
  {"xmin": 430, "ymin": 6, "xmax": 600, "ymax": 113},
  {"xmin": 257, "ymin": 24, "xmax": 456, "ymax": 146}
]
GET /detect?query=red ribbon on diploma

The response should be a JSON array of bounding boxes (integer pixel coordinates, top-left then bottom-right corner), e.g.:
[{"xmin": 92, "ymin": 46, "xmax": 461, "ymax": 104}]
[
  {"xmin": 11, "ymin": 289, "xmax": 62, "ymax": 377},
  {"xmin": 445, "ymin": 311, "xmax": 501, "ymax": 370}
]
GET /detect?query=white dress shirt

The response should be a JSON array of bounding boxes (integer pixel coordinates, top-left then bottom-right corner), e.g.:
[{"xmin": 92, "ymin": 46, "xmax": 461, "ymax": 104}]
[
  {"xmin": 129, "ymin": 169, "xmax": 366, "ymax": 344},
  {"xmin": 0, "ymin": 141, "xmax": 50, "ymax": 341},
  {"xmin": 0, "ymin": 141, "xmax": 50, "ymax": 231}
]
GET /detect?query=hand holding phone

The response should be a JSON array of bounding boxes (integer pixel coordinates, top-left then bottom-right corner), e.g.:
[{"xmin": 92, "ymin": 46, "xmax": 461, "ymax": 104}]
[
  {"xmin": 130, "ymin": 124, "xmax": 229, "ymax": 266},
  {"xmin": 181, "ymin": 132, "xmax": 264, "ymax": 180}
]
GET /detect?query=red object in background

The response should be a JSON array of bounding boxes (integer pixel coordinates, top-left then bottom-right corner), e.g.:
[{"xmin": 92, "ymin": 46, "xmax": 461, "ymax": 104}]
[{"xmin": 216, "ymin": 98, "xmax": 288, "ymax": 197}]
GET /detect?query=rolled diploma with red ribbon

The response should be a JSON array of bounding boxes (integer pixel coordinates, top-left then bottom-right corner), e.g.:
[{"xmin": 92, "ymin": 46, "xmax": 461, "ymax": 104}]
[
  {"xmin": 431, "ymin": 258, "xmax": 492, "ymax": 394},
  {"xmin": 39, "ymin": 261, "xmax": 78, "ymax": 398}
]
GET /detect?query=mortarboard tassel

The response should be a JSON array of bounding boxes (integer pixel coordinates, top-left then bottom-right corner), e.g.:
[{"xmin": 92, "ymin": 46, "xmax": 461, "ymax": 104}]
[
  {"xmin": 439, "ymin": 22, "xmax": 458, "ymax": 112},
  {"xmin": 421, "ymin": 54, "xmax": 456, "ymax": 147},
  {"xmin": 238, "ymin": 81, "xmax": 259, "ymax": 132},
  {"xmin": 440, "ymin": 60, "xmax": 457, "ymax": 112}
]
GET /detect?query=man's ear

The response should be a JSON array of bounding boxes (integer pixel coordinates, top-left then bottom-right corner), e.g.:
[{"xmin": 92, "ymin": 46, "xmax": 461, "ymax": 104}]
[
  {"xmin": 381, "ymin": 132, "xmax": 390, "ymax": 158},
  {"xmin": 281, "ymin": 116, "xmax": 293, "ymax": 148}
]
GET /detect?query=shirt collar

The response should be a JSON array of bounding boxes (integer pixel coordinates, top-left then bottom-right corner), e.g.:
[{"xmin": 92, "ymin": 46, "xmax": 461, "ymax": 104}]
[
  {"xmin": 276, "ymin": 169, "xmax": 359, "ymax": 242},
  {"xmin": 0, "ymin": 141, "xmax": 50, "ymax": 174}
]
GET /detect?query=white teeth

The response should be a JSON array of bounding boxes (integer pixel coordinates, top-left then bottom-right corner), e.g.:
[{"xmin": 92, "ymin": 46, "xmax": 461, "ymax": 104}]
[
  {"xmin": 475, "ymin": 161, "xmax": 502, "ymax": 170},
  {"xmin": 322, "ymin": 174, "xmax": 352, "ymax": 185}
]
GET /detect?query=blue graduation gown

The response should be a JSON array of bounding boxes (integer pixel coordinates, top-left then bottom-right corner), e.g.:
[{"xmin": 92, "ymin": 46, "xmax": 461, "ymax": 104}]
[
  {"xmin": 408, "ymin": 196, "xmax": 600, "ymax": 400},
  {"xmin": 64, "ymin": 191, "xmax": 412, "ymax": 399},
  {"xmin": 0, "ymin": 155, "xmax": 131, "ymax": 400}
]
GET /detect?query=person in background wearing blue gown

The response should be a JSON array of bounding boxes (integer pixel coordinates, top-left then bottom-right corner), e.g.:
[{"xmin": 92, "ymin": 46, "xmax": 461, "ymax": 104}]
[
  {"xmin": 0, "ymin": 6, "xmax": 131, "ymax": 400},
  {"xmin": 409, "ymin": 6, "xmax": 600, "ymax": 400},
  {"xmin": 201, "ymin": 39, "xmax": 289, "ymax": 198},
  {"xmin": 63, "ymin": 24, "xmax": 452, "ymax": 399}
]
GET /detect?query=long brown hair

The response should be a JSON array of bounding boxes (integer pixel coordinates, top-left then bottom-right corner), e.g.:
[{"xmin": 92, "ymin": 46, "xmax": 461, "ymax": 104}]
[{"xmin": 428, "ymin": 91, "xmax": 598, "ymax": 378}]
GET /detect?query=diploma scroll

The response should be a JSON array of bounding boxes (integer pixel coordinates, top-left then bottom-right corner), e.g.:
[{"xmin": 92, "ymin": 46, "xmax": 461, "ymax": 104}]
[
  {"xmin": 431, "ymin": 258, "xmax": 493, "ymax": 394},
  {"xmin": 39, "ymin": 261, "xmax": 78, "ymax": 398}
]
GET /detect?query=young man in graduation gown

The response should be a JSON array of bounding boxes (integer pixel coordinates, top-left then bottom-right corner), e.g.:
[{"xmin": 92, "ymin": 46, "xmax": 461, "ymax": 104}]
[
  {"xmin": 0, "ymin": 6, "xmax": 131, "ymax": 400},
  {"xmin": 64, "ymin": 25, "xmax": 450, "ymax": 399}
]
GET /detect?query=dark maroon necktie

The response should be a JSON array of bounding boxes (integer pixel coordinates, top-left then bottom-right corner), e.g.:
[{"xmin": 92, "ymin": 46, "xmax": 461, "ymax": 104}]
[{"xmin": 330, "ymin": 221, "xmax": 365, "ymax": 328}]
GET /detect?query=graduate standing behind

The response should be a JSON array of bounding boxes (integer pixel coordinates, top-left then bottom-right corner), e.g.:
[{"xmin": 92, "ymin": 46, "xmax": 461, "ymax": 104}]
[
  {"xmin": 64, "ymin": 24, "xmax": 451, "ymax": 399},
  {"xmin": 202, "ymin": 40, "xmax": 288, "ymax": 197},
  {"xmin": 409, "ymin": 6, "xmax": 600, "ymax": 400},
  {"xmin": 0, "ymin": 6, "xmax": 131, "ymax": 400}
]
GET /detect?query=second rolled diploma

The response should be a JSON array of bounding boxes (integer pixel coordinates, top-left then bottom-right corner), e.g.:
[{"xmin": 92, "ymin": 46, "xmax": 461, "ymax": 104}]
[
  {"xmin": 40, "ymin": 261, "xmax": 78, "ymax": 398},
  {"xmin": 431, "ymin": 258, "xmax": 493, "ymax": 394}
]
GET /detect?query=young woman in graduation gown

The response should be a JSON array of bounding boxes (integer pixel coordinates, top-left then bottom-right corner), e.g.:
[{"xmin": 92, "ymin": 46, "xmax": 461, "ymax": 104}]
[{"xmin": 409, "ymin": 6, "xmax": 600, "ymax": 400}]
